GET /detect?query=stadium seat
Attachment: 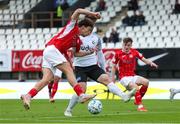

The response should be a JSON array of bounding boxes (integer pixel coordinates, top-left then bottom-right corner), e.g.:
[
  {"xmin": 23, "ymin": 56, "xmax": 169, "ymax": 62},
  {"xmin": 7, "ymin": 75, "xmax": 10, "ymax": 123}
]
[
  {"xmin": 169, "ymin": 31, "xmax": 177, "ymax": 37},
  {"xmin": 144, "ymin": 31, "xmax": 152, "ymax": 37},
  {"xmin": 166, "ymin": 25, "xmax": 174, "ymax": 31},
  {"xmin": 141, "ymin": 26, "xmax": 149, "ymax": 32},
  {"xmin": 153, "ymin": 31, "xmax": 160, "ymax": 37},
  {"xmin": 158, "ymin": 26, "xmax": 166, "ymax": 31},
  {"xmin": 153, "ymin": 15, "xmax": 160, "ymax": 20},
  {"xmin": 35, "ymin": 28, "xmax": 42, "ymax": 34},
  {"xmin": 136, "ymin": 32, "xmax": 143, "ymax": 38},
  {"xmin": 125, "ymin": 26, "xmax": 133, "ymax": 32},
  {"xmin": 127, "ymin": 32, "xmax": 135, "ymax": 38},
  {"xmin": 161, "ymin": 31, "xmax": 169, "ymax": 37},
  {"xmin": 107, "ymin": 43, "xmax": 115, "ymax": 48},
  {"xmin": 164, "ymin": 20, "xmax": 171, "ymax": 26},
  {"xmin": 133, "ymin": 26, "xmax": 141, "ymax": 32}
]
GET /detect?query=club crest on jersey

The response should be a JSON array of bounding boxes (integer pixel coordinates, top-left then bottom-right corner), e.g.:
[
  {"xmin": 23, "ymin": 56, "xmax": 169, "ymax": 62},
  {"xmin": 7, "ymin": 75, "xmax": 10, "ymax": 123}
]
[
  {"xmin": 129, "ymin": 54, "xmax": 133, "ymax": 58},
  {"xmin": 92, "ymin": 41, "xmax": 95, "ymax": 44}
]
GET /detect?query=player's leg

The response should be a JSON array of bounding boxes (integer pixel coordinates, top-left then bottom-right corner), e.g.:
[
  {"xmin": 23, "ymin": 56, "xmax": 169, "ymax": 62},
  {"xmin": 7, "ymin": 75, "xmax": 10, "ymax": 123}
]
[
  {"xmin": 49, "ymin": 76, "xmax": 60, "ymax": 103},
  {"xmin": 49, "ymin": 69, "xmax": 62, "ymax": 103},
  {"xmin": 97, "ymin": 74, "xmax": 135, "ymax": 102},
  {"xmin": 48, "ymin": 80, "xmax": 53, "ymax": 99},
  {"xmin": 21, "ymin": 68, "xmax": 54, "ymax": 110},
  {"xmin": 64, "ymin": 67, "xmax": 88, "ymax": 117},
  {"xmin": 87, "ymin": 65, "xmax": 136, "ymax": 102},
  {"xmin": 56, "ymin": 63, "xmax": 95, "ymax": 103},
  {"xmin": 133, "ymin": 76, "xmax": 149, "ymax": 112},
  {"xmin": 137, "ymin": 76, "xmax": 149, "ymax": 97},
  {"xmin": 170, "ymin": 88, "xmax": 180, "ymax": 101},
  {"xmin": 64, "ymin": 82, "xmax": 87, "ymax": 117},
  {"xmin": 45, "ymin": 45, "xmax": 95, "ymax": 103}
]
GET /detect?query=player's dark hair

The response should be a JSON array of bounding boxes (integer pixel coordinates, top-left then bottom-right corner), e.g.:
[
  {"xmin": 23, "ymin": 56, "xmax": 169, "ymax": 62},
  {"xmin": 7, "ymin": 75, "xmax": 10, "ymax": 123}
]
[
  {"xmin": 78, "ymin": 18, "xmax": 94, "ymax": 28},
  {"xmin": 123, "ymin": 37, "xmax": 133, "ymax": 44}
]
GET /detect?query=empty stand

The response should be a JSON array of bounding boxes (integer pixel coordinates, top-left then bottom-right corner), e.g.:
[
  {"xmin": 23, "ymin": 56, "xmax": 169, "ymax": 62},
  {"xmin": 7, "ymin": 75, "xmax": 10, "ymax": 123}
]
[{"xmin": 0, "ymin": 28, "xmax": 59, "ymax": 50}]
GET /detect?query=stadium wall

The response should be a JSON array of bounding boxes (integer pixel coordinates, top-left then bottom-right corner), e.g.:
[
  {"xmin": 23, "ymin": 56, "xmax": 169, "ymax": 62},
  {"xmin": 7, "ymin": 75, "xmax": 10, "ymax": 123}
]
[
  {"xmin": 0, "ymin": 48, "xmax": 180, "ymax": 79},
  {"xmin": 0, "ymin": 80, "xmax": 180, "ymax": 99}
]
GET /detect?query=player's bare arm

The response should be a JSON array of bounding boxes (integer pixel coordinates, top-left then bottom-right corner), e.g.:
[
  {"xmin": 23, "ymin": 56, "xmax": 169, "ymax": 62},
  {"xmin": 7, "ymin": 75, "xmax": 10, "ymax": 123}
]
[
  {"xmin": 111, "ymin": 64, "xmax": 117, "ymax": 83},
  {"xmin": 141, "ymin": 57, "xmax": 158, "ymax": 68},
  {"xmin": 71, "ymin": 8, "xmax": 101, "ymax": 21},
  {"xmin": 73, "ymin": 49, "xmax": 95, "ymax": 57}
]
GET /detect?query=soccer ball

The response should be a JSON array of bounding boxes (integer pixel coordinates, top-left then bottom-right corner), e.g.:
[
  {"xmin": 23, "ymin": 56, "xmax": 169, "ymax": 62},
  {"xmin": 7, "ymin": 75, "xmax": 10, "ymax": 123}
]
[{"xmin": 88, "ymin": 99, "xmax": 102, "ymax": 114}]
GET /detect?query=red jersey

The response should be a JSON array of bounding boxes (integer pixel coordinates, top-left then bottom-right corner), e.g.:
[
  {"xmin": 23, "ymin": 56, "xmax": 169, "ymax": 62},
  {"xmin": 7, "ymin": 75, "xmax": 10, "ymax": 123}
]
[
  {"xmin": 113, "ymin": 48, "xmax": 144, "ymax": 79},
  {"xmin": 46, "ymin": 20, "xmax": 82, "ymax": 54}
]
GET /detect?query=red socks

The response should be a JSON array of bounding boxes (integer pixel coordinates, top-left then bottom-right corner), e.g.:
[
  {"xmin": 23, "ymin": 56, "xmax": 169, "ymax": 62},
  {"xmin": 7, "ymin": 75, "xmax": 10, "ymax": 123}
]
[
  {"xmin": 28, "ymin": 88, "xmax": 38, "ymax": 98},
  {"xmin": 134, "ymin": 90, "xmax": 142, "ymax": 105},
  {"xmin": 140, "ymin": 85, "xmax": 148, "ymax": 97},
  {"xmin": 51, "ymin": 82, "xmax": 58, "ymax": 98},
  {"xmin": 48, "ymin": 82, "xmax": 53, "ymax": 93},
  {"xmin": 73, "ymin": 84, "xmax": 84, "ymax": 96}
]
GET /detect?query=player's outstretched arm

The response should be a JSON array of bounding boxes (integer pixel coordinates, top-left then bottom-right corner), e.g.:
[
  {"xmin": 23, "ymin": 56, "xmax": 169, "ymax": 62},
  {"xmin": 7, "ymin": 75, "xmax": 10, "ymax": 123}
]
[
  {"xmin": 73, "ymin": 49, "xmax": 95, "ymax": 57},
  {"xmin": 141, "ymin": 57, "xmax": 158, "ymax": 69},
  {"xmin": 71, "ymin": 8, "xmax": 101, "ymax": 21}
]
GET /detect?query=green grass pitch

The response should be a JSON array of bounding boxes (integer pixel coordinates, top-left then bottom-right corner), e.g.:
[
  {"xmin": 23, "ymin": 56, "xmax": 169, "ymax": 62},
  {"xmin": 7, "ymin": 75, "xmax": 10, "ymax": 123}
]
[{"xmin": 0, "ymin": 99, "xmax": 180, "ymax": 123}]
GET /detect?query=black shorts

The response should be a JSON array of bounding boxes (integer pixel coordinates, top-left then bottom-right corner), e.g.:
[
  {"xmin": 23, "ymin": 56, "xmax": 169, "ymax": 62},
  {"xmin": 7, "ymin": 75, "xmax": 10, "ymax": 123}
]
[{"xmin": 75, "ymin": 65, "xmax": 106, "ymax": 83}]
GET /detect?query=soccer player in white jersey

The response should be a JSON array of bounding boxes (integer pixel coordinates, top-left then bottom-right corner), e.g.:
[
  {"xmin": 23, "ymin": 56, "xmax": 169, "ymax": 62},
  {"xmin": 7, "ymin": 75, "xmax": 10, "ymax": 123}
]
[
  {"xmin": 170, "ymin": 88, "xmax": 180, "ymax": 101},
  {"xmin": 64, "ymin": 19, "xmax": 136, "ymax": 117}
]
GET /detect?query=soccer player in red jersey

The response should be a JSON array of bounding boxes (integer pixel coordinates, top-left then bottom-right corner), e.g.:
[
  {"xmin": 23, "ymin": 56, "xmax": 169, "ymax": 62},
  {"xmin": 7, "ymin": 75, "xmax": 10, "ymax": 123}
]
[
  {"xmin": 112, "ymin": 37, "xmax": 158, "ymax": 112},
  {"xmin": 48, "ymin": 69, "xmax": 62, "ymax": 103},
  {"xmin": 20, "ymin": 8, "xmax": 101, "ymax": 110}
]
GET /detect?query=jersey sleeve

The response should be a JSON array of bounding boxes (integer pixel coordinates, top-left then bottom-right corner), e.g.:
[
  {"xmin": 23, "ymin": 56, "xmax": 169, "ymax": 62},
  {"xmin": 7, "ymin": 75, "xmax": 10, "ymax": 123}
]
[
  {"xmin": 96, "ymin": 36, "xmax": 103, "ymax": 51},
  {"xmin": 58, "ymin": 20, "xmax": 77, "ymax": 39},
  {"xmin": 135, "ymin": 49, "xmax": 144, "ymax": 60}
]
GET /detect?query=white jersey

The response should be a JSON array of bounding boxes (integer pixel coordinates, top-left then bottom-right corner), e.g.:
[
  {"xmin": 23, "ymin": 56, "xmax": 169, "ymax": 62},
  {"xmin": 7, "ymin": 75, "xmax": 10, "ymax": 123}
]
[{"xmin": 73, "ymin": 33, "xmax": 103, "ymax": 67}]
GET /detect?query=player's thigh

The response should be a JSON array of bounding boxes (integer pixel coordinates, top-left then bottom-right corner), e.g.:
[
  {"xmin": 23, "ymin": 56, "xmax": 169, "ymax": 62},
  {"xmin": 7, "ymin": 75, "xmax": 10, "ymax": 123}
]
[
  {"xmin": 43, "ymin": 45, "xmax": 67, "ymax": 67},
  {"xmin": 54, "ymin": 69, "xmax": 62, "ymax": 82},
  {"xmin": 120, "ymin": 76, "xmax": 137, "ymax": 89},
  {"xmin": 56, "ymin": 62, "xmax": 72, "ymax": 74},
  {"xmin": 87, "ymin": 65, "xmax": 106, "ymax": 83},
  {"xmin": 41, "ymin": 68, "xmax": 54, "ymax": 82},
  {"xmin": 128, "ymin": 82, "xmax": 139, "ymax": 90},
  {"xmin": 135, "ymin": 76, "xmax": 149, "ymax": 86},
  {"xmin": 75, "ymin": 66, "xmax": 88, "ymax": 83}
]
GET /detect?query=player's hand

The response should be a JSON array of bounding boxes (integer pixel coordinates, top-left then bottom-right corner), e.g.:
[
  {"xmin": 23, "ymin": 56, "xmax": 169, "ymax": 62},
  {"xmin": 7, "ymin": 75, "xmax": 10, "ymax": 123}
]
[
  {"xmin": 88, "ymin": 47, "xmax": 98, "ymax": 54},
  {"xmin": 150, "ymin": 62, "xmax": 158, "ymax": 69},
  {"xmin": 90, "ymin": 12, "xmax": 101, "ymax": 19},
  {"xmin": 111, "ymin": 77, "xmax": 116, "ymax": 83}
]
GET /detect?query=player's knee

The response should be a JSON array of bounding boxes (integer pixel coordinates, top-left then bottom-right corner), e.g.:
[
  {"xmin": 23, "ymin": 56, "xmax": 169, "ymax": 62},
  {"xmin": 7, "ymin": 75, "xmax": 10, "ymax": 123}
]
[
  {"xmin": 62, "ymin": 66, "xmax": 72, "ymax": 74},
  {"xmin": 143, "ymin": 79, "xmax": 149, "ymax": 86},
  {"xmin": 128, "ymin": 83, "xmax": 138, "ymax": 90},
  {"xmin": 42, "ymin": 75, "xmax": 53, "ymax": 83},
  {"xmin": 54, "ymin": 76, "xmax": 60, "ymax": 82},
  {"xmin": 98, "ymin": 74, "xmax": 110, "ymax": 84}
]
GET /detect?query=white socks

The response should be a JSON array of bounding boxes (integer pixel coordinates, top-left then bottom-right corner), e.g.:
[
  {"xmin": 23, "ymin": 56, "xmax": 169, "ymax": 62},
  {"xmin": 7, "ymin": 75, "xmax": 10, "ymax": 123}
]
[
  {"xmin": 66, "ymin": 94, "xmax": 79, "ymax": 111},
  {"xmin": 174, "ymin": 89, "xmax": 180, "ymax": 93},
  {"xmin": 107, "ymin": 82, "xmax": 125, "ymax": 97}
]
